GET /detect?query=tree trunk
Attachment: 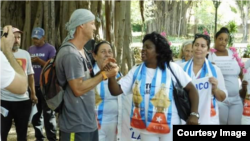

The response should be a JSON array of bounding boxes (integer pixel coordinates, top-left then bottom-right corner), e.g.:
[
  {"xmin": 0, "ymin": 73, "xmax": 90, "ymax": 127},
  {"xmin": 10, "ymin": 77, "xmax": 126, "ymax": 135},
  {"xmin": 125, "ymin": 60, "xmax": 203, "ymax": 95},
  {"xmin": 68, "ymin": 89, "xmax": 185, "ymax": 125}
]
[
  {"xmin": 78, "ymin": 0, "xmax": 90, "ymax": 9},
  {"xmin": 22, "ymin": 1, "xmax": 31, "ymax": 50},
  {"xmin": 146, "ymin": 1, "xmax": 191, "ymax": 36},
  {"xmin": 121, "ymin": 1, "xmax": 133, "ymax": 75},
  {"xmin": 69, "ymin": 1, "xmax": 77, "ymax": 17},
  {"xmin": 236, "ymin": 0, "xmax": 249, "ymax": 43},
  {"xmin": 193, "ymin": 17, "xmax": 198, "ymax": 35},
  {"xmin": 60, "ymin": 1, "xmax": 69, "ymax": 42},
  {"xmin": 1, "ymin": 1, "xmax": 9, "ymax": 26},
  {"xmin": 43, "ymin": 1, "xmax": 49, "ymax": 42},
  {"xmin": 33, "ymin": 1, "xmax": 43, "ymax": 29},
  {"xmin": 0, "ymin": 1, "xmax": 134, "ymax": 72},
  {"xmin": 105, "ymin": 1, "xmax": 112, "ymax": 43},
  {"xmin": 49, "ymin": 1, "xmax": 55, "ymax": 46},
  {"xmin": 114, "ymin": 1, "xmax": 120, "ymax": 58},
  {"xmin": 91, "ymin": 1, "xmax": 102, "ymax": 40},
  {"xmin": 241, "ymin": 2, "xmax": 249, "ymax": 42},
  {"xmin": 115, "ymin": 1, "xmax": 126, "ymax": 66},
  {"xmin": 171, "ymin": 2, "xmax": 178, "ymax": 35},
  {"xmin": 180, "ymin": 0, "xmax": 192, "ymax": 36},
  {"xmin": 41, "ymin": 1, "xmax": 55, "ymax": 46},
  {"xmin": 91, "ymin": 1, "xmax": 98, "ymax": 17},
  {"xmin": 177, "ymin": 1, "xmax": 182, "ymax": 37}
]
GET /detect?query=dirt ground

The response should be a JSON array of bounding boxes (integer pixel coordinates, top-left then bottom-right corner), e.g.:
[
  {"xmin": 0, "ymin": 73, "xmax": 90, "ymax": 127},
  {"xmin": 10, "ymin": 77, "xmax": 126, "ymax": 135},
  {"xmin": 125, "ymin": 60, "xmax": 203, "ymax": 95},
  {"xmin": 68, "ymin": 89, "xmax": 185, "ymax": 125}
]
[{"xmin": 7, "ymin": 123, "xmax": 60, "ymax": 141}]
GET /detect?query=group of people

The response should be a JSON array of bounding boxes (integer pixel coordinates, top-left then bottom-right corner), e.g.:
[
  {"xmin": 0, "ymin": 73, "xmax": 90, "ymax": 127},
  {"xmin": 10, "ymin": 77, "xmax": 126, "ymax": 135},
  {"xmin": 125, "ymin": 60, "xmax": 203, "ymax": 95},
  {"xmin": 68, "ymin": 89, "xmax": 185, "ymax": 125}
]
[
  {"xmin": 176, "ymin": 27, "xmax": 249, "ymax": 126},
  {"xmin": 1, "ymin": 8, "xmax": 249, "ymax": 141},
  {"xmin": 1, "ymin": 27, "xmax": 57, "ymax": 140}
]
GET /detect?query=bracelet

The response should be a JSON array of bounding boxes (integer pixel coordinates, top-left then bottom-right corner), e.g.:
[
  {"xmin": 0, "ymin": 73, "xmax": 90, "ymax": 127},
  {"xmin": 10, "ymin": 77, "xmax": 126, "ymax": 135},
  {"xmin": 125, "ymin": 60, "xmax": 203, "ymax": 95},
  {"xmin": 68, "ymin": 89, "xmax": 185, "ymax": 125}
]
[{"xmin": 101, "ymin": 71, "xmax": 108, "ymax": 80}]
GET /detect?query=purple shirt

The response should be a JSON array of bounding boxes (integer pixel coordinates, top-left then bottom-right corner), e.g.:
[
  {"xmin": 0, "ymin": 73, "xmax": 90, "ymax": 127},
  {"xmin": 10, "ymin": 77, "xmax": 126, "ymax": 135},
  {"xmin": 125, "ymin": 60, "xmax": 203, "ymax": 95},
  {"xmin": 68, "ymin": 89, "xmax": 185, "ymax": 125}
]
[{"xmin": 28, "ymin": 43, "xmax": 56, "ymax": 86}]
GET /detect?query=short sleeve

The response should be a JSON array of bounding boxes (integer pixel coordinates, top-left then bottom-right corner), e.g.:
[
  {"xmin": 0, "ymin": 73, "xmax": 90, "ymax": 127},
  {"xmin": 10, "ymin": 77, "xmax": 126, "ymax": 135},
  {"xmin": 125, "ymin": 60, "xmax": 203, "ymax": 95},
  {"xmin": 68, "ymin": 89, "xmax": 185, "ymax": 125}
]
[
  {"xmin": 118, "ymin": 65, "xmax": 138, "ymax": 95},
  {"xmin": 169, "ymin": 62, "xmax": 192, "ymax": 88},
  {"xmin": 49, "ymin": 46, "xmax": 56, "ymax": 59},
  {"xmin": 63, "ymin": 54, "xmax": 85, "ymax": 81},
  {"xmin": 26, "ymin": 52, "xmax": 34, "ymax": 75},
  {"xmin": 0, "ymin": 51, "xmax": 15, "ymax": 89}
]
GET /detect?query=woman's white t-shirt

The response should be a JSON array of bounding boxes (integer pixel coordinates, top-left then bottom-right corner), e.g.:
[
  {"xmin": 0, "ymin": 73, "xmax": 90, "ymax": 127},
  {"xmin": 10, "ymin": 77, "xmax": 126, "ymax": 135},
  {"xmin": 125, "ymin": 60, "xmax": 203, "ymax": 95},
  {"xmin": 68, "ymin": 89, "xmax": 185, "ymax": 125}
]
[
  {"xmin": 118, "ymin": 62, "xmax": 192, "ymax": 135},
  {"xmin": 208, "ymin": 49, "xmax": 240, "ymax": 97},
  {"xmin": 179, "ymin": 61, "xmax": 228, "ymax": 124}
]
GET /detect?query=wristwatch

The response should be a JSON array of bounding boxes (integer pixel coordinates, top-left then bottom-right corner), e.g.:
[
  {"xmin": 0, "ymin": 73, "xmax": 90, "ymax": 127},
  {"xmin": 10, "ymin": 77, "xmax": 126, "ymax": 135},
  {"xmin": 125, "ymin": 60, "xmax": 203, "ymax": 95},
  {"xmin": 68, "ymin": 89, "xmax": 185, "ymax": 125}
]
[
  {"xmin": 101, "ymin": 71, "xmax": 108, "ymax": 80},
  {"xmin": 190, "ymin": 112, "xmax": 199, "ymax": 119}
]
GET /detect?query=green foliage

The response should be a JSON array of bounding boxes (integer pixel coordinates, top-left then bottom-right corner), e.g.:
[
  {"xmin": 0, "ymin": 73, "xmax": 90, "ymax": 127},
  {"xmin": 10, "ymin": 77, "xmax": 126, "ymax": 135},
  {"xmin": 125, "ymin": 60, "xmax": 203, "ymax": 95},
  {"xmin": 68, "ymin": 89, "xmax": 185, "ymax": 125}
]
[
  {"xmin": 230, "ymin": 6, "xmax": 237, "ymax": 13},
  {"xmin": 132, "ymin": 24, "xmax": 142, "ymax": 32},
  {"xmin": 131, "ymin": 0, "xmax": 142, "ymax": 25},
  {"xmin": 243, "ymin": 44, "xmax": 250, "ymax": 58},
  {"xmin": 167, "ymin": 36, "xmax": 192, "ymax": 43},
  {"xmin": 227, "ymin": 21, "xmax": 238, "ymax": 34},
  {"xmin": 193, "ymin": 0, "xmax": 215, "ymax": 28},
  {"xmin": 170, "ymin": 45, "xmax": 181, "ymax": 58},
  {"xmin": 226, "ymin": 20, "xmax": 238, "ymax": 47},
  {"xmin": 197, "ymin": 25, "xmax": 212, "ymax": 34}
]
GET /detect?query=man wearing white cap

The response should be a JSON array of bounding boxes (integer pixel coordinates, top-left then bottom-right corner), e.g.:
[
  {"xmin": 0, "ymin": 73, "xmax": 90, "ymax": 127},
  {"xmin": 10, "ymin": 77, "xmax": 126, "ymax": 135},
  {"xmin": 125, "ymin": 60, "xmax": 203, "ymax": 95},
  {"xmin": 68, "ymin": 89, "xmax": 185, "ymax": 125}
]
[
  {"xmin": 55, "ymin": 9, "xmax": 119, "ymax": 141},
  {"xmin": 1, "ymin": 27, "xmax": 37, "ymax": 141}
]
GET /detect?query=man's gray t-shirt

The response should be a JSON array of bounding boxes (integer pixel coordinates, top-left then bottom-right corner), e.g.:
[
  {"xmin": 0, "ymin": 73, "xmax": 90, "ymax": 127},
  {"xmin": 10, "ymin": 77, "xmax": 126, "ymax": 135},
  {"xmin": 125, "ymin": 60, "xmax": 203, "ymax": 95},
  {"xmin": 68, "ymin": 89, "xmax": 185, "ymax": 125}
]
[{"xmin": 55, "ymin": 42, "xmax": 97, "ymax": 133}]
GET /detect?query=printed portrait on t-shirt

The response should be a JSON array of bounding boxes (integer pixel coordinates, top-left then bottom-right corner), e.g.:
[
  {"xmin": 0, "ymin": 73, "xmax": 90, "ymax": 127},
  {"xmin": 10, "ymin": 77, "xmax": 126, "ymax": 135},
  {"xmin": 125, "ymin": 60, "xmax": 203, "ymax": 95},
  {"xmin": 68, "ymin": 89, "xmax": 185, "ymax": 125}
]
[{"xmin": 16, "ymin": 58, "xmax": 26, "ymax": 71}]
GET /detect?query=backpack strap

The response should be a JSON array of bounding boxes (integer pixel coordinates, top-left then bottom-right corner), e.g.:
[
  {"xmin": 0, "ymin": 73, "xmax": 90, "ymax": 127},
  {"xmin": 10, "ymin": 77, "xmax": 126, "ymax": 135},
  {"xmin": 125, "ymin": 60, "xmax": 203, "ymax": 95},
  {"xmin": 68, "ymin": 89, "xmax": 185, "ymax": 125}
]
[{"xmin": 55, "ymin": 42, "xmax": 72, "ymax": 90}]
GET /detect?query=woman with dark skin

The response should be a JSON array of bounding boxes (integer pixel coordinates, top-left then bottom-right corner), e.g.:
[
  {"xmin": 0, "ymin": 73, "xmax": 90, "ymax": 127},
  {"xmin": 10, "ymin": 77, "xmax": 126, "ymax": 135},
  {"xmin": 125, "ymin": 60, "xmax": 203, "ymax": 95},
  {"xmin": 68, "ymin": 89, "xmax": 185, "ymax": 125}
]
[
  {"xmin": 208, "ymin": 27, "xmax": 243, "ymax": 125},
  {"xmin": 107, "ymin": 32, "xmax": 199, "ymax": 141}
]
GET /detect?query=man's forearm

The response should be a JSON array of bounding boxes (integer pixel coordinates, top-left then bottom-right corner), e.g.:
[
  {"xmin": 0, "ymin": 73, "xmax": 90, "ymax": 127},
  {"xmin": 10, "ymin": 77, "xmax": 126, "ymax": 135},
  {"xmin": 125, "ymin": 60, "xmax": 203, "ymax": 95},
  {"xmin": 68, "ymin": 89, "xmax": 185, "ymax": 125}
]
[
  {"xmin": 2, "ymin": 49, "xmax": 26, "ymax": 77},
  {"xmin": 69, "ymin": 72, "xmax": 104, "ymax": 97},
  {"xmin": 38, "ymin": 59, "xmax": 46, "ymax": 67},
  {"xmin": 28, "ymin": 74, "xmax": 36, "ymax": 96}
]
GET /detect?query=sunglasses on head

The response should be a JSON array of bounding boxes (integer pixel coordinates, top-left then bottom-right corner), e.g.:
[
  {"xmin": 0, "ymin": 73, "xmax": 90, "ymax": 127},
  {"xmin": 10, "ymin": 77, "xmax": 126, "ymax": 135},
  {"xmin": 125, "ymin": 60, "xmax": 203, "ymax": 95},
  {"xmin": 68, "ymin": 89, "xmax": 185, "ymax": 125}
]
[{"xmin": 194, "ymin": 34, "xmax": 210, "ymax": 40}]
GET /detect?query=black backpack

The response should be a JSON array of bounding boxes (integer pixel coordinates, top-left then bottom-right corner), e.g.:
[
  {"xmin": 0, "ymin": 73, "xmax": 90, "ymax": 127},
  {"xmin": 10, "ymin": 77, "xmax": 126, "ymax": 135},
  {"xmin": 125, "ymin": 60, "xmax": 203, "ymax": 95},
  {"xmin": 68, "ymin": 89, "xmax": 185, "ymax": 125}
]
[{"xmin": 85, "ymin": 39, "xmax": 95, "ymax": 65}]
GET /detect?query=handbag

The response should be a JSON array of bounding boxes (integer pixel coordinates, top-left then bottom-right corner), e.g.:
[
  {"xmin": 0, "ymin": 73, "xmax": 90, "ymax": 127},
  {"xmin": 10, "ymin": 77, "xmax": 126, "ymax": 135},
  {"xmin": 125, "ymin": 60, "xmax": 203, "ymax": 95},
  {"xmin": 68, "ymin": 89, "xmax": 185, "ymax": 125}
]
[{"xmin": 168, "ymin": 65, "xmax": 191, "ymax": 121}]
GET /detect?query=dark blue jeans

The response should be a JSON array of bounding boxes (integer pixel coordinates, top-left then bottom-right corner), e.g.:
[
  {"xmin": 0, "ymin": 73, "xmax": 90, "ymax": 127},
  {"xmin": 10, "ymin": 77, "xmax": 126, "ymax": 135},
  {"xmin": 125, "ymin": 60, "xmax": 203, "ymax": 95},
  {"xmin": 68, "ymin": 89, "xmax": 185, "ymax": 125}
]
[
  {"xmin": 1, "ymin": 100, "xmax": 32, "ymax": 141},
  {"xmin": 32, "ymin": 86, "xmax": 57, "ymax": 141}
]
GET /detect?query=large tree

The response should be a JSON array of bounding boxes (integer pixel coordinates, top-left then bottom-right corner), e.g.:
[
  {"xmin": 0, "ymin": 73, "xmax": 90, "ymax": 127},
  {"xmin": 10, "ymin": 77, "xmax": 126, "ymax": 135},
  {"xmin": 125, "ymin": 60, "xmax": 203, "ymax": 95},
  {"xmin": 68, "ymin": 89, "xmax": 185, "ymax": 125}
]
[
  {"xmin": 1, "ymin": 0, "xmax": 134, "ymax": 75},
  {"xmin": 146, "ymin": 0, "xmax": 192, "ymax": 36},
  {"xmin": 235, "ymin": 0, "xmax": 249, "ymax": 43}
]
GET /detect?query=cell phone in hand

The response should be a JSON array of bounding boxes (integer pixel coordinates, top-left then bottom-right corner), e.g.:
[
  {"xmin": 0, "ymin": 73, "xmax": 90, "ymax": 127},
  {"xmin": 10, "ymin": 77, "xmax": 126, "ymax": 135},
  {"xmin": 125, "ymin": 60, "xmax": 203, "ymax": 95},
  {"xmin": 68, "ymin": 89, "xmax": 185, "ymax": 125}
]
[{"xmin": 1, "ymin": 27, "xmax": 14, "ymax": 38}]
